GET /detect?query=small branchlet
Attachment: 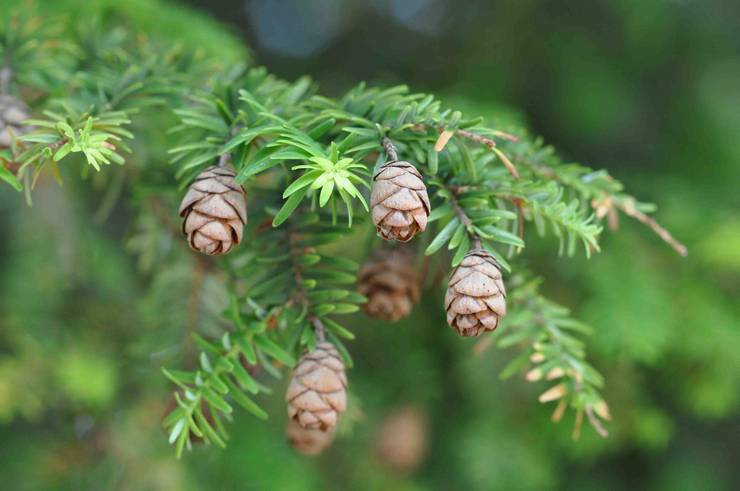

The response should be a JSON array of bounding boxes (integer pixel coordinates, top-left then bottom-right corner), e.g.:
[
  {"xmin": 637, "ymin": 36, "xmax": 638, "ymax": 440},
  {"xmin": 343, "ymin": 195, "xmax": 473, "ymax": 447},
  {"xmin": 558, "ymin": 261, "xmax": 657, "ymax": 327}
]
[{"xmin": 489, "ymin": 275, "xmax": 611, "ymax": 438}]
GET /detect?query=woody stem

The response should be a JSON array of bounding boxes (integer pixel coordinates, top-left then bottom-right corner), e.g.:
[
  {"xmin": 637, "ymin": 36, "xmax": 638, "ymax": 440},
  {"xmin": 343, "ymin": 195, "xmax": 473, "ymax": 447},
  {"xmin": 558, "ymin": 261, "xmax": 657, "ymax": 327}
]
[
  {"xmin": 288, "ymin": 229, "xmax": 326, "ymax": 343},
  {"xmin": 450, "ymin": 191, "xmax": 483, "ymax": 249},
  {"xmin": 310, "ymin": 316, "xmax": 327, "ymax": 342},
  {"xmin": 382, "ymin": 136, "xmax": 399, "ymax": 161},
  {"xmin": 218, "ymin": 125, "xmax": 242, "ymax": 167},
  {"xmin": 217, "ymin": 152, "xmax": 231, "ymax": 167}
]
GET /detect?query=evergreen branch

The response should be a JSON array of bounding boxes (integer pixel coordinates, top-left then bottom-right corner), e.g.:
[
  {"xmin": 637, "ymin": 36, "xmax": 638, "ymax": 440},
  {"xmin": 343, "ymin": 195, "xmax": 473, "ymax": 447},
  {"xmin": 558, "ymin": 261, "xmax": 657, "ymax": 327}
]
[
  {"xmin": 11, "ymin": 34, "xmax": 203, "ymax": 186},
  {"xmin": 1, "ymin": 4, "xmax": 693, "ymax": 458},
  {"xmin": 162, "ymin": 323, "xmax": 273, "ymax": 457},
  {"xmin": 424, "ymin": 183, "xmax": 521, "ymax": 269},
  {"xmin": 521, "ymin": 183, "xmax": 602, "ymax": 257},
  {"xmin": 513, "ymin": 146, "xmax": 687, "ymax": 255},
  {"xmin": 485, "ymin": 275, "xmax": 611, "ymax": 438},
  {"xmin": 302, "ymin": 81, "xmax": 680, "ymax": 257},
  {"xmin": 0, "ymin": 11, "xmax": 77, "ymax": 94}
]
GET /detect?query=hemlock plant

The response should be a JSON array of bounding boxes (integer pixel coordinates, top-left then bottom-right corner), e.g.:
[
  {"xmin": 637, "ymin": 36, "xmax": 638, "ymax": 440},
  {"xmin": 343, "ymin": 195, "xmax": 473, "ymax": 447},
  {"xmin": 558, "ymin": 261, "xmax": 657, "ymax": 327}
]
[{"xmin": 0, "ymin": 2, "xmax": 686, "ymax": 457}]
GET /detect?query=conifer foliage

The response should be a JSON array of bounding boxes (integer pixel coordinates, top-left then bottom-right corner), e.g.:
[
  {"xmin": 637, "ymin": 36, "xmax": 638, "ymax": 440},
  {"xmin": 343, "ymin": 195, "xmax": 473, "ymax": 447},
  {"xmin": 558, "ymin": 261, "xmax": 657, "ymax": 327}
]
[{"xmin": 0, "ymin": 4, "xmax": 686, "ymax": 457}]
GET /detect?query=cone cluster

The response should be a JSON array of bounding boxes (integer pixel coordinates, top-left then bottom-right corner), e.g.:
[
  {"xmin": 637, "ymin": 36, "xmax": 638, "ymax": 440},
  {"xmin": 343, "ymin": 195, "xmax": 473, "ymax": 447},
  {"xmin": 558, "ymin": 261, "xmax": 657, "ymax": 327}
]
[
  {"xmin": 179, "ymin": 165, "xmax": 246, "ymax": 256},
  {"xmin": 445, "ymin": 248, "xmax": 506, "ymax": 336},
  {"xmin": 168, "ymin": 138, "xmax": 513, "ymax": 455},
  {"xmin": 286, "ymin": 342, "xmax": 347, "ymax": 431},
  {"xmin": 371, "ymin": 160, "xmax": 430, "ymax": 242},
  {"xmin": 0, "ymin": 95, "xmax": 30, "ymax": 148},
  {"xmin": 358, "ymin": 248, "xmax": 420, "ymax": 321}
]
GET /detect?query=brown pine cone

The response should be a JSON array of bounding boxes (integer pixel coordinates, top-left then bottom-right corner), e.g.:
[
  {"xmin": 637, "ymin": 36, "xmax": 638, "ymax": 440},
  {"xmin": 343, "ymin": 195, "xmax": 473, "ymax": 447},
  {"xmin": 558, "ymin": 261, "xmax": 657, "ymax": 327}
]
[
  {"xmin": 357, "ymin": 249, "xmax": 420, "ymax": 321},
  {"xmin": 0, "ymin": 95, "xmax": 31, "ymax": 148},
  {"xmin": 178, "ymin": 165, "xmax": 246, "ymax": 256},
  {"xmin": 286, "ymin": 418, "xmax": 335, "ymax": 456},
  {"xmin": 371, "ymin": 160, "xmax": 430, "ymax": 242},
  {"xmin": 445, "ymin": 248, "xmax": 506, "ymax": 336},
  {"xmin": 375, "ymin": 405, "xmax": 428, "ymax": 474},
  {"xmin": 286, "ymin": 342, "xmax": 347, "ymax": 431}
]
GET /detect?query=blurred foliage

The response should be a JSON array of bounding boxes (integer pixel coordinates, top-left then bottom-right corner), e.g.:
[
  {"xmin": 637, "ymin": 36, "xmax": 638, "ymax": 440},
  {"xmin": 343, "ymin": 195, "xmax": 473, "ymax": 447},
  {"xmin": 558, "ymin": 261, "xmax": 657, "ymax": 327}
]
[{"xmin": 0, "ymin": 0, "xmax": 738, "ymax": 490}]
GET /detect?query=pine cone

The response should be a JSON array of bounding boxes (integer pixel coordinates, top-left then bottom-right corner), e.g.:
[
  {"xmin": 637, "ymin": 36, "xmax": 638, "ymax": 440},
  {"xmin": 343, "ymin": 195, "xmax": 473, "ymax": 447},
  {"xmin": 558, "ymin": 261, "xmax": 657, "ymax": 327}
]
[
  {"xmin": 0, "ymin": 95, "xmax": 30, "ymax": 148},
  {"xmin": 445, "ymin": 248, "xmax": 506, "ymax": 336},
  {"xmin": 286, "ymin": 418, "xmax": 335, "ymax": 456},
  {"xmin": 375, "ymin": 405, "xmax": 428, "ymax": 474},
  {"xmin": 286, "ymin": 342, "xmax": 347, "ymax": 431},
  {"xmin": 179, "ymin": 165, "xmax": 246, "ymax": 256},
  {"xmin": 371, "ymin": 160, "xmax": 430, "ymax": 242},
  {"xmin": 357, "ymin": 249, "xmax": 420, "ymax": 321}
]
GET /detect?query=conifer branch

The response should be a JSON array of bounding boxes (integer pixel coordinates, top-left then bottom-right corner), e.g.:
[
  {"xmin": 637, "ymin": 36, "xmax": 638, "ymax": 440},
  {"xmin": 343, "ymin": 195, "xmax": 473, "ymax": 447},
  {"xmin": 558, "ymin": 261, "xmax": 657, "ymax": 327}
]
[
  {"xmin": 488, "ymin": 275, "xmax": 610, "ymax": 438},
  {"xmin": 0, "ymin": 4, "xmax": 691, "ymax": 456},
  {"xmin": 514, "ymin": 152, "xmax": 687, "ymax": 255}
]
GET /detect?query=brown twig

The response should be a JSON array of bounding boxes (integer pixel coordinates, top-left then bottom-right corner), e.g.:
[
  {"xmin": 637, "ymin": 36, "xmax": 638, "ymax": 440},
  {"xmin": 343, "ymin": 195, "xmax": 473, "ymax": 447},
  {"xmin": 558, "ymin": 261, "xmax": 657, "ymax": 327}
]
[
  {"xmin": 382, "ymin": 136, "xmax": 399, "ymax": 161},
  {"xmin": 310, "ymin": 316, "xmax": 327, "ymax": 342},
  {"xmin": 450, "ymin": 189, "xmax": 483, "ymax": 250},
  {"xmin": 217, "ymin": 125, "xmax": 243, "ymax": 167},
  {"xmin": 455, "ymin": 128, "xmax": 497, "ymax": 149},
  {"xmin": 217, "ymin": 151, "xmax": 231, "ymax": 167},
  {"xmin": 615, "ymin": 199, "xmax": 688, "ymax": 256}
]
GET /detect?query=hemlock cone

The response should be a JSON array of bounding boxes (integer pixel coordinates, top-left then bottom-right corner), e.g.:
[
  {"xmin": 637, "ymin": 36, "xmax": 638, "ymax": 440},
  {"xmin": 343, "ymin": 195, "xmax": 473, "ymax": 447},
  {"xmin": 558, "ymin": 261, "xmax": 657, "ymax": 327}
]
[
  {"xmin": 445, "ymin": 248, "xmax": 507, "ymax": 336},
  {"xmin": 179, "ymin": 165, "xmax": 246, "ymax": 256},
  {"xmin": 0, "ymin": 95, "xmax": 30, "ymax": 147},
  {"xmin": 357, "ymin": 248, "xmax": 420, "ymax": 321},
  {"xmin": 286, "ymin": 418, "xmax": 335, "ymax": 456},
  {"xmin": 286, "ymin": 342, "xmax": 347, "ymax": 431},
  {"xmin": 375, "ymin": 405, "xmax": 428, "ymax": 474},
  {"xmin": 371, "ymin": 160, "xmax": 430, "ymax": 242}
]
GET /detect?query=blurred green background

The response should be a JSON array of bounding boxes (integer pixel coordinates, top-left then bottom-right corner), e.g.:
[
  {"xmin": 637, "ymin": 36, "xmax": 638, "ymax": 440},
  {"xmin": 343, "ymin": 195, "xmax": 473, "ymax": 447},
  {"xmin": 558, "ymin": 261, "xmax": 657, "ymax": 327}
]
[{"xmin": 0, "ymin": 0, "xmax": 738, "ymax": 489}]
